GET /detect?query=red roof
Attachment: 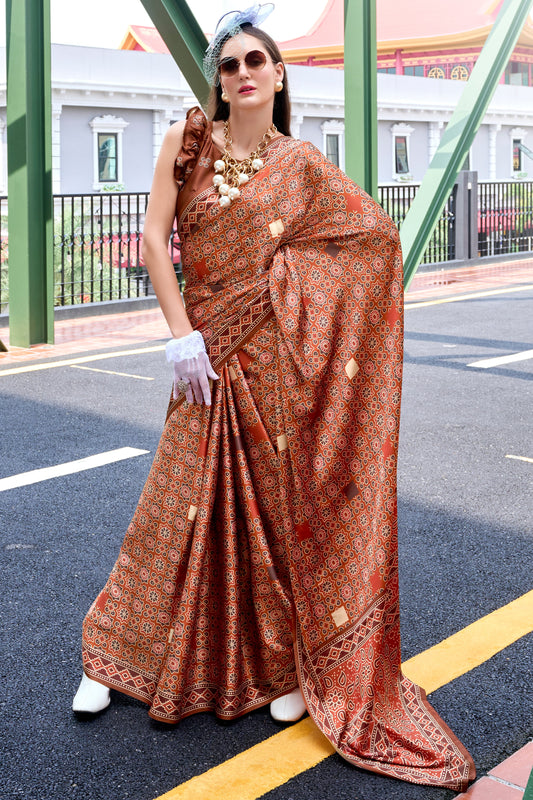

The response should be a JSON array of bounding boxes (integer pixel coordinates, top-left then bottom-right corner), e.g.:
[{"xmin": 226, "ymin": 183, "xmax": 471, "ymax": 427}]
[
  {"xmin": 120, "ymin": 25, "xmax": 170, "ymax": 54},
  {"xmin": 120, "ymin": 2, "xmax": 533, "ymax": 57},
  {"xmin": 278, "ymin": 0, "xmax": 533, "ymax": 51}
]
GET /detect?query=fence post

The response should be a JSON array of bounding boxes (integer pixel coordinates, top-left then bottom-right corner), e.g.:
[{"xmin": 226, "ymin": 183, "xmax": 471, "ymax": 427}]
[
  {"xmin": 467, "ymin": 171, "xmax": 479, "ymax": 259},
  {"xmin": 454, "ymin": 172, "xmax": 469, "ymax": 263},
  {"xmin": 453, "ymin": 171, "xmax": 479, "ymax": 264}
]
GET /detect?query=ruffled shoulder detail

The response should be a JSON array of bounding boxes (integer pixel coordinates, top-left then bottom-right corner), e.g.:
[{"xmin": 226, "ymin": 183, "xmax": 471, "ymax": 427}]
[{"xmin": 174, "ymin": 106, "xmax": 209, "ymax": 189}]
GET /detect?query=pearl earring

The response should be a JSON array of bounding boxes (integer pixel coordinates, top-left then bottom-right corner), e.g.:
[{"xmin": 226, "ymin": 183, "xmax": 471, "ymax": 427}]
[
  {"xmin": 275, "ymin": 81, "xmax": 283, "ymax": 93},
  {"xmin": 221, "ymin": 91, "xmax": 229, "ymax": 102}
]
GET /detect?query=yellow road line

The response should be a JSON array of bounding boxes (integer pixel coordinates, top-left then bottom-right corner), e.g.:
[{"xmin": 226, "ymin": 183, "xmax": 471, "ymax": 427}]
[
  {"xmin": 405, "ymin": 283, "xmax": 533, "ymax": 309},
  {"xmin": 70, "ymin": 365, "xmax": 154, "ymax": 380},
  {"xmin": 506, "ymin": 454, "xmax": 533, "ymax": 464},
  {"xmin": 156, "ymin": 717, "xmax": 334, "ymax": 800},
  {"xmin": 0, "ymin": 344, "xmax": 165, "ymax": 377},
  {"xmin": 402, "ymin": 590, "xmax": 533, "ymax": 693},
  {"xmin": 154, "ymin": 590, "xmax": 533, "ymax": 800}
]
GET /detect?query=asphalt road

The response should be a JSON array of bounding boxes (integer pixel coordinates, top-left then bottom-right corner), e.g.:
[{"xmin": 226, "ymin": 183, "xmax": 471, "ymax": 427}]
[{"xmin": 1, "ymin": 285, "xmax": 532, "ymax": 800}]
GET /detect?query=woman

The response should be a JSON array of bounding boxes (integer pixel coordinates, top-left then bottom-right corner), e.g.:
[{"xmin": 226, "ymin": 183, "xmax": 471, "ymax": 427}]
[{"xmin": 74, "ymin": 5, "xmax": 475, "ymax": 791}]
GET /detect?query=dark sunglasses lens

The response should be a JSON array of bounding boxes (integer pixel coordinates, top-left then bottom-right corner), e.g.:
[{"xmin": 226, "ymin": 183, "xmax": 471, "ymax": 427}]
[
  {"xmin": 245, "ymin": 50, "xmax": 267, "ymax": 69},
  {"xmin": 219, "ymin": 57, "xmax": 239, "ymax": 76},
  {"xmin": 219, "ymin": 50, "xmax": 267, "ymax": 76}
]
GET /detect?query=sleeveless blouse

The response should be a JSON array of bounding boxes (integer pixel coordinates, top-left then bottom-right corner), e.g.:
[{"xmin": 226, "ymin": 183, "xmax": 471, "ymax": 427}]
[{"xmin": 174, "ymin": 107, "xmax": 219, "ymax": 225}]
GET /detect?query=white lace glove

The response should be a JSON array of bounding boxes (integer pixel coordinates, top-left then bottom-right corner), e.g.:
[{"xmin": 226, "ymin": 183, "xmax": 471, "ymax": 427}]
[{"xmin": 165, "ymin": 330, "xmax": 219, "ymax": 405}]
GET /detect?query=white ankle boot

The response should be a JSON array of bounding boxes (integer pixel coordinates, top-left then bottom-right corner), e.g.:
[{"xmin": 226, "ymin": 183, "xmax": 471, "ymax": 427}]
[
  {"xmin": 72, "ymin": 672, "xmax": 111, "ymax": 713},
  {"xmin": 270, "ymin": 687, "xmax": 307, "ymax": 722}
]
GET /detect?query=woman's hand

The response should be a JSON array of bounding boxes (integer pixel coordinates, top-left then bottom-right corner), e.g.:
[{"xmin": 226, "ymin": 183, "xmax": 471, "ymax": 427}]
[{"xmin": 166, "ymin": 331, "xmax": 219, "ymax": 405}]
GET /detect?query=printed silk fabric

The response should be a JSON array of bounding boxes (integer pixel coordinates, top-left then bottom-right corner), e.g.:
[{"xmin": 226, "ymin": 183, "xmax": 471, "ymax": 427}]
[{"xmin": 82, "ymin": 108, "xmax": 475, "ymax": 790}]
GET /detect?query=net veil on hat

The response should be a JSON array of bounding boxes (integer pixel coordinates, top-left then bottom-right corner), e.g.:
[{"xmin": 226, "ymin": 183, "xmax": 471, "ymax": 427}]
[{"xmin": 203, "ymin": 3, "xmax": 275, "ymax": 85}]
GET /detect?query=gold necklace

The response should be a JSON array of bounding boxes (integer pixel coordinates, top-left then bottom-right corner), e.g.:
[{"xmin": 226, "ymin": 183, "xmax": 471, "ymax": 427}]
[{"xmin": 213, "ymin": 120, "xmax": 278, "ymax": 208}]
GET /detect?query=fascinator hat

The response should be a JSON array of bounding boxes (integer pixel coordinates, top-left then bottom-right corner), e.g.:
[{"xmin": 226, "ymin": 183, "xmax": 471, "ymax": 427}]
[{"xmin": 203, "ymin": 3, "xmax": 275, "ymax": 85}]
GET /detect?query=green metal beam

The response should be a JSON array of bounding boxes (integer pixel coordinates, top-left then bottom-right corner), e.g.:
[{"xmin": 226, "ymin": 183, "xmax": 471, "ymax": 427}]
[
  {"xmin": 523, "ymin": 766, "xmax": 533, "ymax": 800},
  {"xmin": 6, "ymin": 0, "xmax": 54, "ymax": 346},
  {"xmin": 344, "ymin": 0, "xmax": 378, "ymax": 199},
  {"xmin": 139, "ymin": 0, "xmax": 210, "ymax": 107},
  {"xmin": 400, "ymin": 0, "xmax": 533, "ymax": 290}
]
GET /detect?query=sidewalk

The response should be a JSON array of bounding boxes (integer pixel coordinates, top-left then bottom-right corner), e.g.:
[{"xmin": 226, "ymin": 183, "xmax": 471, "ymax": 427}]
[
  {"xmin": 454, "ymin": 742, "xmax": 533, "ymax": 799},
  {"xmin": 1, "ymin": 258, "xmax": 531, "ymax": 367}
]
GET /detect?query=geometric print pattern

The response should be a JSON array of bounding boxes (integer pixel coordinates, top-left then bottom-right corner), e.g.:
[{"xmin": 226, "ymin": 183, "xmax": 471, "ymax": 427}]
[{"xmin": 82, "ymin": 108, "xmax": 475, "ymax": 791}]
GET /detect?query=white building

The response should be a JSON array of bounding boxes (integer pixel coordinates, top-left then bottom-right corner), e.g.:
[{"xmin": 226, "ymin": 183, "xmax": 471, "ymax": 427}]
[{"xmin": 0, "ymin": 42, "xmax": 531, "ymax": 195}]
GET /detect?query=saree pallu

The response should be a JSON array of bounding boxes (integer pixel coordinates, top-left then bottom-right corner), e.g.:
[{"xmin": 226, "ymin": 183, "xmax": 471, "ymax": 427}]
[{"xmin": 82, "ymin": 134, "xmax": 475, "ymax": 790}]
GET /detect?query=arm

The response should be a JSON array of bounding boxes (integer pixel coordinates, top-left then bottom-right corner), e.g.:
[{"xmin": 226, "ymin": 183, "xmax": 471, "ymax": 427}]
[
  {"xmin": 141, "ymin": 120, "xmax": 192, "ymax": 339},
  {"xmin": 142, "ymin": 121, "xmax": 218, "ymax": 405}
]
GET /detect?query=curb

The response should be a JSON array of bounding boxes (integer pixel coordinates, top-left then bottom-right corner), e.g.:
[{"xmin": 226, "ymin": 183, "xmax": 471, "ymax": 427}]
[{"xmin": 454, "ymin": 742, "xmax": 533, "ymax": 798}]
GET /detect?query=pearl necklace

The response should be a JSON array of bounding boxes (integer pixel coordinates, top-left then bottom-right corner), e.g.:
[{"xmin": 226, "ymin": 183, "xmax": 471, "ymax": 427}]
[{"xmin": 213, "ymin": 120, "xmax": 278, "ymax": 208}]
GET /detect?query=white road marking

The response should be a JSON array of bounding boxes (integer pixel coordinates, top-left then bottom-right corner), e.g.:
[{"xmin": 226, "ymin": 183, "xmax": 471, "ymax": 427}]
[
  {"xmin": 70, "ymin": 365, "xmax": 154, "ymax": 380},
  {"xmin": 467, "ymin": 348, "xmax": 533, "ymax": 368},
  {"xmin": 0, "ymin": 345, "xmax": 165, "ymax": 377},
  {"xmin": 0, "ymin": 447, "xmax": 149, "ymax": 492},
  {"xmin": 405, "ymin": 283, "xmax": 533, "ymax": 309},
  {"xmin": 505, "ymin": 454, "xmax": 533, "ymax": 464}
]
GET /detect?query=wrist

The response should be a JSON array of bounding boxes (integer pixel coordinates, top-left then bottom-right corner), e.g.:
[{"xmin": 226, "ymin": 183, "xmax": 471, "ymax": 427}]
[
  {"xmin": 170, "ymin": 325, "xmax": 193, "ymax": 339},
  {"xmin": 165, "ymin": 330, "xmax": 206, "ymax": 362}
]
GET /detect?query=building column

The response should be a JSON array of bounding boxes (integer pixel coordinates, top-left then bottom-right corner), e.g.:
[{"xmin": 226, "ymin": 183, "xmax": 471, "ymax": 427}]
[
  {"xmin": 428, "ymin": 120, "xmax": 443, "ymax": 165},
  {"xmin": 292, "ymin": 114, "xmax": 304, "ymax": 140},
  {"xmin": 153, "ymin": 108, "xmax": 174, "ymax": 168},
  {"xmin": 51, "ymin": 103, "xmax": 62, "ymax": 193},
  {"xmin": 395, "ymin": 48, "xmax": 403, "ymax": 75},
  {"xmin": 488, "ymin": 123, "xmax": 500, "ymax": 179}
]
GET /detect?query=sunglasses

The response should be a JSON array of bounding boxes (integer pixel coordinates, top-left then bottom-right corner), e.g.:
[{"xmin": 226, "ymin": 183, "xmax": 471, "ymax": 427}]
[{"xmin": 218, "ymin": 49, "xmax": 268, "ymax": 77}]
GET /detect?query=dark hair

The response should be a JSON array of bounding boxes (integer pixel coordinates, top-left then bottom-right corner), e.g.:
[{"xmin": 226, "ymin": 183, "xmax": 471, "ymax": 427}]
[{"xmin": 207, "ymin": 24, "xmax": 292, "ymax": 137}]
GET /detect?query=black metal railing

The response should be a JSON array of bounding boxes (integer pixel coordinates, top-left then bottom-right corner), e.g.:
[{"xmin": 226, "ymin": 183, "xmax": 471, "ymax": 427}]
[
  {"xmin": 0, "ymin": 192, "xmax": 181, "ymax": 315},
  {"xmin": 55, "ymin": 192, "xmax": 148, "ymax": 306},
  {"xmin": 378, "ymin": 183, "xmax": 456, "ymax": 264},
  {"xmin": 1, "ymin": 179, "xmax": 532, "ymax": 314},
  {"xmin": 478, "ymin": 180, "xmax": 533, "ymax": 256},
  {"xmin": 54, "ymin": 192, "xmax": 182, "ymax": 306}
]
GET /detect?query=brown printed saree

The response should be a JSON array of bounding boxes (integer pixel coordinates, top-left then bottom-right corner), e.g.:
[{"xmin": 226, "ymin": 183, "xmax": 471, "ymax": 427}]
[{"xmin": 82, "ymin": 108, "xmax": 475, "ymax": 791}]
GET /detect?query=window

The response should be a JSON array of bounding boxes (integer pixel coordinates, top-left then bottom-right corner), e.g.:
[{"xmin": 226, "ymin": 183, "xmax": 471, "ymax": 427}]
[
  {"xmin": 510, "ymin": 128, "xmax": 527, "ymax": 176},
  {"xmin": 326, "ymin": 134, "xmax": 340, "ymax": 167},
  {"xmin": 451, "ymin": 65, "xmax": 470, "ymax": 81},
  {"xmin": 404, "ymin": 65, "xmax": 424, "ymax": 77},
  {"xmin": 513, "ymin": 139, "xmax": 522, "ymax": 172},
  {"xmin": 377, "ymin": 66, "xmax": 396, "ymax": 74},
  {"xmin": 391, "ymin": 123, "xmax": 414, "ymax": 180},
  {"xmin": 428, "ymin": 66, "xmax": 446, "ymax": 79},
  {"xmin": 89, "ymin": 115, "xmax": 129, "ymax": 190},
  {"xmin": 395, "ymin": 136, "xmax": 408, "ymax": 174},
  {"xmin": 98, "ymin": 133, "xmax": 118, "ymax": 182},
  {"xmin": 505, "ymin": 62, "xmax": 530, "ymax": 86},
  {"xmin": 321, "ymin": 120, "xmax": 345, "ymax": 170}
]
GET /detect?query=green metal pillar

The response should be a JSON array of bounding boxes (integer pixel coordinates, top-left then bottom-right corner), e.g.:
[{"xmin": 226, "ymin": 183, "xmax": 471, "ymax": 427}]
[
  {"xmin": 6, "ymin": 0, "xmax": 54, "ymax": 346},
  {"xmin": 401, "ymin": 0, "xmax": 533, "ymax": 289},
  {"xmin": 344, "ymin": 0, "xmax": 378, "ymax": 199},
  {"xmin": 139, "ymin": 0, "xmax": 210, "ymax": 107}
]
